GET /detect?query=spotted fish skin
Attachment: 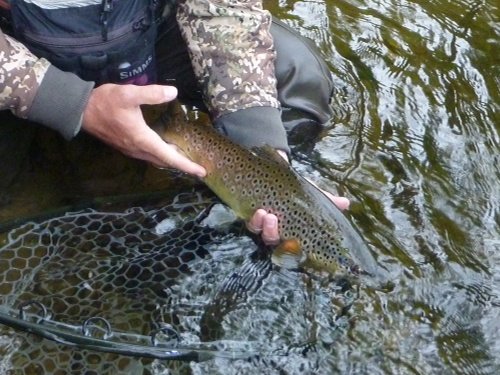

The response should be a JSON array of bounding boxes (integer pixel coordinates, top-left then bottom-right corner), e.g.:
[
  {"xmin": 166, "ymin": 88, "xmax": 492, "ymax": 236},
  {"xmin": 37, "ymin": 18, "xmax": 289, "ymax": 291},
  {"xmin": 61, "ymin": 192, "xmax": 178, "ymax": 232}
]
[{"xmin": 159, "ymin": 106, "xmax": 374, "ymax": 276}]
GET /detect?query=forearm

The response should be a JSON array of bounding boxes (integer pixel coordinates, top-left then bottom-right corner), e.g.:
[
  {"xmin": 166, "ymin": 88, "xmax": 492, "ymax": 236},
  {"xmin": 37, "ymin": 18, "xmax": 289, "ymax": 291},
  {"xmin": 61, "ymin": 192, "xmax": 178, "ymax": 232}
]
[
  {"xmin": 176, "ymin": 1, "xmax": 289, "ymax": 152},
  {"xmin": 176, "ymin": 0, "xmax": 280, "ymax": 118},
  {"xmin": 0, "ymin": 29, "xmax": 94, "ymax": 139}
]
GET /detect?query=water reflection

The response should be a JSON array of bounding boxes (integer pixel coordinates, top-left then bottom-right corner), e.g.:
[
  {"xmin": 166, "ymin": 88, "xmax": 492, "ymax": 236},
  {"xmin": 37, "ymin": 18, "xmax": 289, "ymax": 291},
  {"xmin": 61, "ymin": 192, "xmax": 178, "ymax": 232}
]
[{"xmin": 267, "ymin": 0, "xmax": 499, "ymax": 373}]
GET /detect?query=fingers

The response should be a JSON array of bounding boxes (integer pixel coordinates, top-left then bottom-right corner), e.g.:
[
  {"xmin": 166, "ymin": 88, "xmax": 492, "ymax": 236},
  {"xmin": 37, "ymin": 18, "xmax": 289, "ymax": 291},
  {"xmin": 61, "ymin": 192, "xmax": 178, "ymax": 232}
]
[
  {"xmin": 261, "ymin": 215, "xmax": 280, "ymax": 245},
  {"xmin": 144, "ymin": 131, "xmax": 206, "ymax": 177},
  {"xmin": 247, "ymin": 187, "xmax": 349, "ymax": 246},
  {"xmin": 305, "ymin": 177, "xmax": 350, "ymax": 210},
  {"xmin": 82, "ymin": 84, "xmax": 206, "ymax": 177},
  {"xmin": 325, "ymin": 192, "xmax": 350, "ymax": 210},
  {"xmin": 121, "ymin": 125, "xmax": 206, "ymax": 177},
  {"xmin": 119, "ymin": 84, "xmax": 206, "ymax": 177},
  {"xmin": 247, "ymin": 209, "xmax": 280, "ymax": 246},
  {"xmin": 125, "ymin": 85, "xmax": 178, "ymax": 106},
  {"xmin": 247, "ymin": 209, "xmax": 267, "ymax": 233}
]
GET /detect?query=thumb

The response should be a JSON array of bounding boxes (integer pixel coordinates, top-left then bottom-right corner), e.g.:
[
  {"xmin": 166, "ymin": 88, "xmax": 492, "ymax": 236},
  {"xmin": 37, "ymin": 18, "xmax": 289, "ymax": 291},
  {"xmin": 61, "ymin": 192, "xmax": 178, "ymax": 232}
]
[{"xmin": 128, "ymin": 85, "xmax": 178, "ymax": 106}]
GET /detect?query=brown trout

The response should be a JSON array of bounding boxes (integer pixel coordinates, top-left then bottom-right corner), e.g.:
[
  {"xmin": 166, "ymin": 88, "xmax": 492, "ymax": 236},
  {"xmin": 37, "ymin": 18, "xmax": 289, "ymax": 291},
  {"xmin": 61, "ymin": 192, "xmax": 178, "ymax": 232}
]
[{"xmin": 157, "ymin": 105, "xmax": 378, "ymax": 276}]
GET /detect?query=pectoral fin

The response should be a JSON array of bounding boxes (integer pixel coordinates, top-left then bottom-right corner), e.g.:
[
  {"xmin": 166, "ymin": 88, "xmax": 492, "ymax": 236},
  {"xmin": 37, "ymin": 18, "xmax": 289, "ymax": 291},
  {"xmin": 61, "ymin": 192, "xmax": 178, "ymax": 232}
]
[
  {"xmin": 252, "ymin": 145, "xmax": 290, "ymax": 167},
  {"xmin": 271, "ymin": 238, "xmax": 304, "ymax": 270}
]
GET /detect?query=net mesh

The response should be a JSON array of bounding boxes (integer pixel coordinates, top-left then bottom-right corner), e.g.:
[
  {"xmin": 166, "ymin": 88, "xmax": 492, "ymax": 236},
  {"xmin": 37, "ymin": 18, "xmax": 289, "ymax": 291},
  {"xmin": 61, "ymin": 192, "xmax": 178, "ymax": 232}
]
[{"xmin": 0, "ymin": 190, "xmax": 354, "ymax": 374}]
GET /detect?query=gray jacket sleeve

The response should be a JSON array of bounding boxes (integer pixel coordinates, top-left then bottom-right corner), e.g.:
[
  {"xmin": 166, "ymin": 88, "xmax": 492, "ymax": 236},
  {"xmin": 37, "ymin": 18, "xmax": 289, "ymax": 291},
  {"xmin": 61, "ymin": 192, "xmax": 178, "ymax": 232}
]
[
  {"xmin": 28, "ymin": 66, "xmax": 94, "ymax": 139},
  {"xmin": 214, "ymin": 107, "xmax": 289, "ymax": 153}
]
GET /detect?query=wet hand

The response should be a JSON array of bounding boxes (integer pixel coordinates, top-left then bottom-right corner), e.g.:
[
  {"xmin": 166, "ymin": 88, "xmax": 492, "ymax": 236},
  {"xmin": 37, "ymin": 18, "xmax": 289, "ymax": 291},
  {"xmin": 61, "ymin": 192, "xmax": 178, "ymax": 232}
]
[
  {"xmin": 82, "ymin": 84, "xmax": 206, "ymax": 178},
  {"xmin": 247, "ymin": 150, "xmax": 350, "ymax": 245}
]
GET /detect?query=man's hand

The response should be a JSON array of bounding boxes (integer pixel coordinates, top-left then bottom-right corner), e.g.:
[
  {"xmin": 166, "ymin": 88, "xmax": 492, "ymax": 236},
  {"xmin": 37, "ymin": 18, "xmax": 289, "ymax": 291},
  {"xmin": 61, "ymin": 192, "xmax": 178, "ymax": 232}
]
[
  {"xmin": 248, "ymin": 195, "xmax": 350, "ymax": 245},
  {"xmin": 247, "ymin": 149, "xmax": 350, "ymax": 245},
  {"xmin": 82, "ymin": 84, "xmax": 206, "ymax": 178}
]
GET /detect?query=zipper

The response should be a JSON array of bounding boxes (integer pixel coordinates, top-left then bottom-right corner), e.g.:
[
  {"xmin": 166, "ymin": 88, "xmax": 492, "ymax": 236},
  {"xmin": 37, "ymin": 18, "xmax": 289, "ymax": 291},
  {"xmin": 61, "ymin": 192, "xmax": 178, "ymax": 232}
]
[
  {"xmin": 20, "ymin": 9, "xmax": 151, "ymax": 53},
  {"xmin": 101, "ymin": 0, "xmax": 114, "ymax": 41}
]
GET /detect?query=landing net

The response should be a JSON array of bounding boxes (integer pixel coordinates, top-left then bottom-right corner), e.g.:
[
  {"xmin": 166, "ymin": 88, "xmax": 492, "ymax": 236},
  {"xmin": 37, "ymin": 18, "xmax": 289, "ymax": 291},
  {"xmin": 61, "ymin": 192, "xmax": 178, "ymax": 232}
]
[{"xmin": 0, "ymin": 190, "xmax": 353, "ymax": 373}]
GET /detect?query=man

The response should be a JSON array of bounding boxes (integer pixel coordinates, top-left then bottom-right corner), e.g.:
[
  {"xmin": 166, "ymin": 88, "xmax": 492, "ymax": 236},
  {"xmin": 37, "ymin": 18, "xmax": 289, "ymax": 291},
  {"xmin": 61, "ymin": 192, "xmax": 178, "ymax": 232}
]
[{"xmin": 0, "ymin": 0, "xmax": 349, "ymax": 243}]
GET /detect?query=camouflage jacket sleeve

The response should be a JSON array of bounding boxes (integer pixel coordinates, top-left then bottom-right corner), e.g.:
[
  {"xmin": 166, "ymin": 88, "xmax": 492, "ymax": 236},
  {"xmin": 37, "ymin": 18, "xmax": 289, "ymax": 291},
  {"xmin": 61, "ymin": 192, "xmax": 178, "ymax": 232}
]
[
  {"xmin": 176, "ymin": 0, "xmax": 289, "ymax": 152},
  {"xmin": 176, "ymin": 0, "xmax": 280, "ymax": 118},
  {"xmin": 0, "ymin": 29, "xmax": 49, "ymax": 118},
  {"xmin": 0, "ymin": 29, "xmax": 94, "ymax": 139}
]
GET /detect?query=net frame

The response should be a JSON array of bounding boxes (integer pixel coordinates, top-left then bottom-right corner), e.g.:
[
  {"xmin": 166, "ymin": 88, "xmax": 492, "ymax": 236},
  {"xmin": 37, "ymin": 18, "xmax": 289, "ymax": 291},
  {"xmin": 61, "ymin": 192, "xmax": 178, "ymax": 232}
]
[
  {"xmin": 0, "ymin": 301, "xmax": 262, "ymax": 361},
  {"xmin": 0, "ymin": 189, "xmax": 275, "ymax": 361}
]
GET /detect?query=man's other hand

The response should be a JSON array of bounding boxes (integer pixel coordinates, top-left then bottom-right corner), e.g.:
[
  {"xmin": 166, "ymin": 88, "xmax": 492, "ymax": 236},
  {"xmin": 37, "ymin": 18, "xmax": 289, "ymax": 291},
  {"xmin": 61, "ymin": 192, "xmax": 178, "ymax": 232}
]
[{"xmin": 247, "ymin": 148, "xmax": 350, "ymax": 245}]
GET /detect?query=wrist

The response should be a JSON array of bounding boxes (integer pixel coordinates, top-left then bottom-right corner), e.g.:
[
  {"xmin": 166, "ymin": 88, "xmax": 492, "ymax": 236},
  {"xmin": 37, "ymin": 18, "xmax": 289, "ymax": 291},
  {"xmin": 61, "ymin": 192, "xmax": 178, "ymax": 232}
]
[
  {"xmin": 28, "ymin": 66, "xmax": 94, "ymax": 139},
  {"xmin": 214, "ymin": 106, "xmax": 290, "ymax": 154}
]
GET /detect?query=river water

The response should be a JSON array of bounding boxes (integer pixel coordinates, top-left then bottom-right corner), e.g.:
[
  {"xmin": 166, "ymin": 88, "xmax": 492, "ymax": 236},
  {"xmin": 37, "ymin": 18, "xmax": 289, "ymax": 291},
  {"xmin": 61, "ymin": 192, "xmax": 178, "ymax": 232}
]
[
  {"xmin": 0, "ymin": 0, "xmax": 499, "ymax": 374},
  {"xmin": 267, "ymin": 0, "xmax": 499, "ymax": 373}
]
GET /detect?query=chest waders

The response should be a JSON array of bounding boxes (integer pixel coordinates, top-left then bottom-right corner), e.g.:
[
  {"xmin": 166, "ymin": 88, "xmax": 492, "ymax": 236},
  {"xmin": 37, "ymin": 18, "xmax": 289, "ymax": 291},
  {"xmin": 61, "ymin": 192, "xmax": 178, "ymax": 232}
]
[{"xmin": 9, "ymin": 0, "xmax": 161, "ymax": 85}]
